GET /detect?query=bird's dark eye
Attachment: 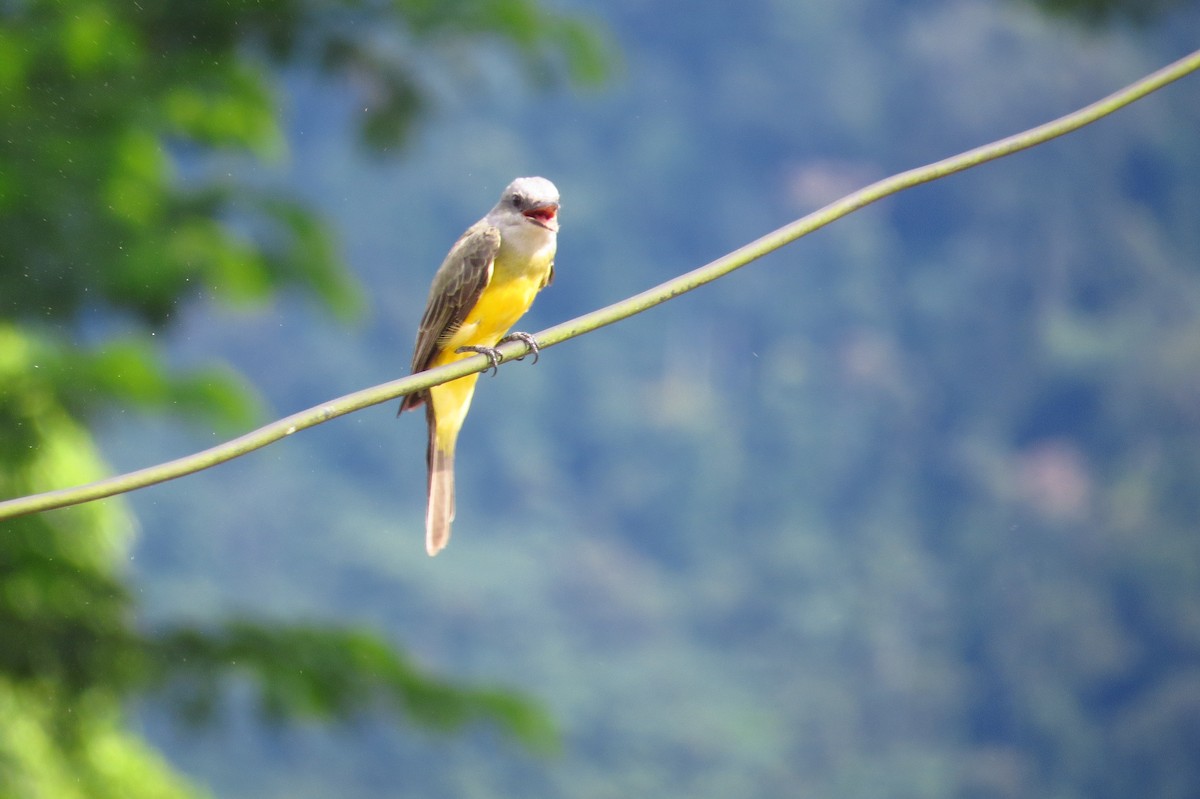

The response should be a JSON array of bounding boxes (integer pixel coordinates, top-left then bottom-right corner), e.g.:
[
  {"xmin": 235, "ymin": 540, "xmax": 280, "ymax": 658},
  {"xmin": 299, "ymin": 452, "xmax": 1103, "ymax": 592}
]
[{"xmin": 510, "ymin": 194, "xmax": 524, "ymax": 208}]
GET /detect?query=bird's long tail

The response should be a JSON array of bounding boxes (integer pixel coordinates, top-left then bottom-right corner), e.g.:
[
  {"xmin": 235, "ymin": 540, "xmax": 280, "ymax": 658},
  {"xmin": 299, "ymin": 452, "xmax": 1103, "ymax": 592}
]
[{"xmin": 425, "ymin": 404, "xmax": 456, "ymax": 556}]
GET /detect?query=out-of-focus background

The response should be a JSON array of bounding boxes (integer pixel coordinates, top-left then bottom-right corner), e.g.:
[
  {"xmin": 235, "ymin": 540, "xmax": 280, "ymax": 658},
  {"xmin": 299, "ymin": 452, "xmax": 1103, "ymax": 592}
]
[{"xmin": 3, "ymin": 1, "xmax": 1200, "ymax": 797}]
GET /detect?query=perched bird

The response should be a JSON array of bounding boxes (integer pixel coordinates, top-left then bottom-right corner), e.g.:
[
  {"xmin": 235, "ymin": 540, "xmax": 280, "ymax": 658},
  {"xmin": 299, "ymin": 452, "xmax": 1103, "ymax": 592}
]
[{"xmin": 399, "ymin": 177, "xmax": 560, "ymax": 556}]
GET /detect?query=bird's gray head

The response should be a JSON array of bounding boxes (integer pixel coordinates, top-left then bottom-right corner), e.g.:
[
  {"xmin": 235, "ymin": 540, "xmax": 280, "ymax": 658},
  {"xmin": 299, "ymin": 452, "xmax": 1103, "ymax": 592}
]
[{"xmin": 492, "ymin": 176, "xmax": 560, "ymax": 233}]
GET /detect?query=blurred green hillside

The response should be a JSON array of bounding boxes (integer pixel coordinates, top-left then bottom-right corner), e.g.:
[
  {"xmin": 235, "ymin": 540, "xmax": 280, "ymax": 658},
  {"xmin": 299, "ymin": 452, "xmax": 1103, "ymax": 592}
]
[{"xmin": 5, "ymin": 0, "xmax": 1200, "ymax": 797}]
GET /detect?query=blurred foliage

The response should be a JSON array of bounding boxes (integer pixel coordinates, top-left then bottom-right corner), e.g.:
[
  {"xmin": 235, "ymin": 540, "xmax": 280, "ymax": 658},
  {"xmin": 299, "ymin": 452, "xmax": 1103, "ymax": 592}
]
[
  {"xmin": 3, "ymin": 0, "xmax": 1196, "ymax": 797},
  {"xmin": 0, "ymin": 676, "xmax": 209, "ymax": 799},
  {"xmin": 147, "ymin": 621, "xmax": 558, "ymax": 752},
  {"xmin": 0, "ymin": 0, "xmax": 608, "ymax": 795},
  {"xmin": 0, "ymin": 0, "xmax": 607, "ymax": 328},
  {"xmin": 1, "ymin": 322, "xmax": 200, "ymax": 798},
  {"xmin": 123, "ymin": 0, "xmax": 1199, "ymax": 796},
  {"xmin": 1020, "ymin": 0, "xmax": 1198, "ymax": 24}
]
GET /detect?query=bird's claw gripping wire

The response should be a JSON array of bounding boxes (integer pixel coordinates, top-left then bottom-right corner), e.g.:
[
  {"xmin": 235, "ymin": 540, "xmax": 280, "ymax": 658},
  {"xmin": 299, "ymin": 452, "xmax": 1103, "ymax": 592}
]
[
  {"xmin": 499, "ymin": 331, "xmax": 541, "ymax": 364},
  {"xmin": 456, "ymin": 332, "xmax": 540, "ymax": 377},
  {"xmin": 456, "ymin": 345, "xmax": 503, "ymax": 376}
]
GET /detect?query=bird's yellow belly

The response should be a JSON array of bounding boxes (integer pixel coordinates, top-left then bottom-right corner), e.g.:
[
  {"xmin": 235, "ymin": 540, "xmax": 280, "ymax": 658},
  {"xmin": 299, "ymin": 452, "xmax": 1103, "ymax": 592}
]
[
  {"xmin": 427, "ymin": 256, "xmax": 551, "ymax": 449},
  {"xmin": 433, "ymin": 270, "xmax": 546, "ymax": 365}
]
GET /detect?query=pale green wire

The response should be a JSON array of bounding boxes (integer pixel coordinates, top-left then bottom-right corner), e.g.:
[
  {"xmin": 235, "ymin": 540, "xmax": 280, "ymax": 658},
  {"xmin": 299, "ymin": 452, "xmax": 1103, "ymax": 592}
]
[{"xmin": 2, "ymin": 48, "xmax": 1198, "ymax": 521}]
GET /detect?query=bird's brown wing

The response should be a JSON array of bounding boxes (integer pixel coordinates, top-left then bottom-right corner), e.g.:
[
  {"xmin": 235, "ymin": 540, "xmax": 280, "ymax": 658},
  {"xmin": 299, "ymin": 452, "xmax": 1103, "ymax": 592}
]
[{"xmin": 399, "ymin": 222, "xmax": 501, "ymax": 412}]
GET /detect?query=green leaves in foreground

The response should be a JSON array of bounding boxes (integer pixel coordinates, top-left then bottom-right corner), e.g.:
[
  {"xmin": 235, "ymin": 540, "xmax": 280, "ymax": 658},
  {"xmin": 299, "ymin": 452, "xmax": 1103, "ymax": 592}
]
[
  {"xmin": 146, "ymin": 622, "xmax": 559, "ymax": 753},
  {"xmin": 1, "ymin": 0, "xmax": 601, "ymax": 792}
]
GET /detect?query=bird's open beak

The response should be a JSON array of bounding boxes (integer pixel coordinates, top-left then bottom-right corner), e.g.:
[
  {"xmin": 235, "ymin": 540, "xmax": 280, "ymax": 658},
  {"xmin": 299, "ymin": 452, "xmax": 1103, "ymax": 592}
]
[{"xmin": 523, "ymin": 203, "xmax": 559, "ymax": 232}]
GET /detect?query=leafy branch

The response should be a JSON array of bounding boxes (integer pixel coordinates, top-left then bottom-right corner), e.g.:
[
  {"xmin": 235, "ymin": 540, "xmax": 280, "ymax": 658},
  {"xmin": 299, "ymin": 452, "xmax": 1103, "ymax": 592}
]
[
  {"xmin": 145, "ymin": 620, "xmax": 558, "ymax": 751},
  {"xmin": 2, "ymin": 48, "xmax": 1197, "ymax": 522}
]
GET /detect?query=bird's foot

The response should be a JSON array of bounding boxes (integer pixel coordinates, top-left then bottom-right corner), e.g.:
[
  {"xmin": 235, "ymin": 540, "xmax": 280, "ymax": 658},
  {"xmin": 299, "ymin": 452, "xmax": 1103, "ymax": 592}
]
[
  {"xmin": 499, "ymin": 331, "xmax": 541, "ymax": 364},
  {"xmin": 456, "ymin": 344, "xmax": 503, "ymax": 377},
  {"xmin": 456, "ymin": 333, "xmax": 541, "ymax": 377}
]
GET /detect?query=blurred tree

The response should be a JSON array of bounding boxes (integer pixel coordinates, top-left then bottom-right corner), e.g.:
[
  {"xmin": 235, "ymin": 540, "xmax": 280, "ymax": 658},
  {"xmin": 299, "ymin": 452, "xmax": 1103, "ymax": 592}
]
[
  {"xmin": 1019, "ymin": 0, "xmax": 1197, "ymax": 24},
  {"xmin": 0, "ymin": 0, "xmax": 603, "ymax": 794}
]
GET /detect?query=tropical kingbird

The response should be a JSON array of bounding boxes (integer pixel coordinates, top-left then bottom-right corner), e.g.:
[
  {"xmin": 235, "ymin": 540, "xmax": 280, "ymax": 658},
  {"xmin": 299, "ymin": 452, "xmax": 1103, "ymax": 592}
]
[{"xmin": 399, "ymin": 177, "xmax": 560, "ymax": 556}]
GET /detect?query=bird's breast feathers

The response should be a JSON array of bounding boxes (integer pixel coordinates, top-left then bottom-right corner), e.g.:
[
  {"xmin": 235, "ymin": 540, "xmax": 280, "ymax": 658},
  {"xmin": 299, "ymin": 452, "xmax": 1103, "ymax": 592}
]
[{"xmin": 436, "ymin": 225, "xmax": 554, "ymax": 354}]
